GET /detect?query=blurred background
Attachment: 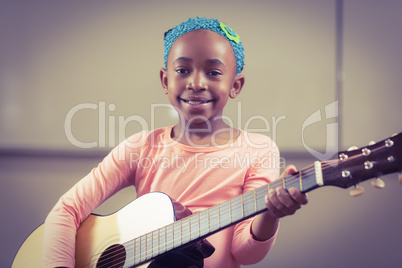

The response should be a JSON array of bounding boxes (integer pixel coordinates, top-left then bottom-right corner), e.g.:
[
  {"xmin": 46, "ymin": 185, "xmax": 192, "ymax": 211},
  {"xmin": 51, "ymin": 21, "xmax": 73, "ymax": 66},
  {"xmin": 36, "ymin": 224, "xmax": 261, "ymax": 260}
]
[{"xmin": 1, "ymin": 0, "xmax": 401, "ymax": 267}]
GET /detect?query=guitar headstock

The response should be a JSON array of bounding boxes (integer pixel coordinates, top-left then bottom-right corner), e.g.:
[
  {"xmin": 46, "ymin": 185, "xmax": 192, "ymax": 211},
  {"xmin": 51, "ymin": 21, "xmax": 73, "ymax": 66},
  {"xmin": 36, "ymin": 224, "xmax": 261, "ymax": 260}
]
[{"xmin": 322, "ymin": 132, "xmax": 402, "ymax": 194}]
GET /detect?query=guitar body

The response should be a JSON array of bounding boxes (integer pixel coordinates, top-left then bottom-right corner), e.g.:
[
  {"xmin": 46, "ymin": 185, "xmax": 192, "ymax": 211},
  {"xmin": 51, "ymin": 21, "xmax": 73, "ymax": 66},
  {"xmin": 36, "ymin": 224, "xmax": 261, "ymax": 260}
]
[{"xmin": 12, "ymin": 192, "xmax": 176, "ymax": 268}]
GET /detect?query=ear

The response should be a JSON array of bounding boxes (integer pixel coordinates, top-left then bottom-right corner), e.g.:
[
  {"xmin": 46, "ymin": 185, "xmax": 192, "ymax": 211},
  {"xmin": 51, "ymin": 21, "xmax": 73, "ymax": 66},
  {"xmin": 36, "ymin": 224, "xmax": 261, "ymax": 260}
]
[
  {"xmin": 229, "ymin": 74, "xmax": 245, "ymax": 99},
  {"xmin": 160, "ymin": 68, "xmax": 168, "ymax": 94}
]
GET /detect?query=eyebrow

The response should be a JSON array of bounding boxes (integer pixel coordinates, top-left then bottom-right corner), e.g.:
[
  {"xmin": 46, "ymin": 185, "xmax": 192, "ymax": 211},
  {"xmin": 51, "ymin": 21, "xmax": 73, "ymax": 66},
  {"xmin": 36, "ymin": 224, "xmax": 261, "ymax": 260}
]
[
  {"xmin": 173, "ymin": 57, "xmax": 192, "ymax": 64},
  {"xmin": 173, "ymin": 57, "xmax": 225, "ymax": 66},
  {"xmin": 206, "ymin": 58, "xmax": 225, "ymax": 66}
]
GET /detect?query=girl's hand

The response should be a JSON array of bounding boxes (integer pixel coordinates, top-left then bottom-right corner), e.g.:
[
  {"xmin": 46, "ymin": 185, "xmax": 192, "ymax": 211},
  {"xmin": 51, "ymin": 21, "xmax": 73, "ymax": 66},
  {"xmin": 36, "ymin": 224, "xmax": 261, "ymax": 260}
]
[
  {"xmin": 264, "ymin": 165, "xmax": 308, "ymax": 218},
  {"xmin": 251, "ymin": 165, "xmax": 309, "ymax": 241}
]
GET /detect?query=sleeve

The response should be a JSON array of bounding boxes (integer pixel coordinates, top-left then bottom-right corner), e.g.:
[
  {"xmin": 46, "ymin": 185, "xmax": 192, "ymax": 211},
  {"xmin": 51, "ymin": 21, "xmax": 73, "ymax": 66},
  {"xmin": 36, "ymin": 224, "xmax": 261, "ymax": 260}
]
[
  {"xmin": 231, "ymin": 136, "xmax": 281, "ymax": 265},
  {"xmin": 41, "ymin": 131, "xmax": 148, "ymax": 268}
]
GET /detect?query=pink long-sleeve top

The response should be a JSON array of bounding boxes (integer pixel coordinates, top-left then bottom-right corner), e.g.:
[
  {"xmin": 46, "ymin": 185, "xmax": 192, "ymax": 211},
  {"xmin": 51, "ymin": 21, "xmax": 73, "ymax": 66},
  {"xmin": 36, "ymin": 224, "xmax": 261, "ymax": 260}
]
[{"xmin": 42, "ymin": 126, "xmax": 280, "ymax": 268}]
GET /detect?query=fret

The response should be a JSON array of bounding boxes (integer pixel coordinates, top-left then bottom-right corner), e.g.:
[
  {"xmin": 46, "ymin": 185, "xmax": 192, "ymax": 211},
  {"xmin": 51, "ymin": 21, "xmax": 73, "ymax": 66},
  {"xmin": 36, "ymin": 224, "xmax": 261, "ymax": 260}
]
[
  {"xmin": 181, "ymin": 217, "xmax": 190, "ymax": 244},
  {"xmin": 173, "ymin": 221, "xmax": 181, "ymax": 248},
  {"xmin": 188, "ymin": 217, "xmax": 192, "ymax": 244},
  {"xmin": 229, "ymin": 199, "xmax": 232, "ymax": 223},
  {"xmin": 253, "ymin": 190, "xmax": 257, "ymax": 212},
  {"xmin": 207, "ymin": 209, "xmax": 210, "ymax": 233},
  {"xmin": 197, "ymin": 213, "xmax": 201, "ymax": 238},
  {"xmin": 134, "ymin": 237, "xmax": 141, "ymax": 265},
  {"xmin": 218, "ymin": 204, "xmax": 221, "ymax": 228},
  {"xmin": 241, "ymin": 195, "xmax": 244, "ymax": 218},
  {"xmin": 300, "ymin": 170, "xmax": 318, "ymax": 192},
  {"xmin": 189, "ymin": 214, "xmax": 199, "ymax": 240},
  {"xmin": 152, "ymin": 230, "xmax": 159, "ymax": 258},
  {"xmin": 230, "ymin": 196, "xmax": 242, "ymax": 222},
  {"xmin": 255, "ymin": 186, "xmax": 267, "ymax": 211},
  {"xmin": 284, "ymin": 175, "xmax": 300, "ymax": 190},
  {"xmin": 146, "ymin": 232, "xmax": 153, "ymax": 260},
  {"xmin": 199, "ymin": 210, "xmax": 209, "ymax": 237},
  {"xmin": 140, "ymin": 234, "xmax": 146, "ymax": 262},
  {"xmin": 165, "ymin": 224, "xmax": 173, "ymax": 251},
  {"xmin": 243, "ymin": 191, "xmax": 256, "ymax": 217},
  {"xmin": 158, "ymin": 226, "xmax": 166, "ymax": 255},
  {"xmin": 208, "ymin": 206, "xmax": 220, "ymax": 232},
  {"xmin": 219, "ymin": 200, "xmax": 231, "ymax": 227}
]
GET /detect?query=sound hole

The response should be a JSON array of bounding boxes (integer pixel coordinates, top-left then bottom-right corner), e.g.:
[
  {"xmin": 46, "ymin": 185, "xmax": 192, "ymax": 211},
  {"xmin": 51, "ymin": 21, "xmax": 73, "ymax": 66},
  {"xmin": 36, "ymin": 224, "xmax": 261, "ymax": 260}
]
[{"xmin": 96, "ymin": 244, "xmax": 126, "ymax": 268}]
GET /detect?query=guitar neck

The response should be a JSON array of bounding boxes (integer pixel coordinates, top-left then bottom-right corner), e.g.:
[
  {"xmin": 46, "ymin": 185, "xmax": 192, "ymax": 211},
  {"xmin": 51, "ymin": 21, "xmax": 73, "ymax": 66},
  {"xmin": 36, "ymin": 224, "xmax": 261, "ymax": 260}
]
[
  {"xmin": 128, "ymin": 163, "xmax": 323, "ymax": 267},
  {"xmin": 129, "ymin": 132, "xmax": 402, "ymax": 266}
]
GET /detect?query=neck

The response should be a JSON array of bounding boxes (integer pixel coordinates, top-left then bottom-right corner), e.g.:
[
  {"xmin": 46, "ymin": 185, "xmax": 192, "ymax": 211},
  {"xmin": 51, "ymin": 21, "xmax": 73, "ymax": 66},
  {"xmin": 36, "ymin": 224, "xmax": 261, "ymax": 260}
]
[{"xmin": 171, "ymin": 118, "xmax": 239, "ymax": 147}]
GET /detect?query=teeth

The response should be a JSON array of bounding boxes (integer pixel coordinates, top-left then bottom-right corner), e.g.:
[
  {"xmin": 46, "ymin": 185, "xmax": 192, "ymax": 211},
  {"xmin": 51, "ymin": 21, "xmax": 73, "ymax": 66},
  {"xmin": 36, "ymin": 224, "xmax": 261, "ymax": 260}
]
[{"xmin": 182, "ymin": 99, "xmax": 210, "ymax": 105}]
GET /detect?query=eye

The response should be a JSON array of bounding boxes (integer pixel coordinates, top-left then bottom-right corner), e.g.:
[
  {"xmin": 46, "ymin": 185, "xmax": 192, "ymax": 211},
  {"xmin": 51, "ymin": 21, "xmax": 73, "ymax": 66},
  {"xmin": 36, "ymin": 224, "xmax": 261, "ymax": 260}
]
[
  {"xmin": 208, "ymin": 70, "xmax": 222, "ymax": 76},
  {"xmin": 176, "ymin": 68, "xmax": 189, "ymax": 74}
]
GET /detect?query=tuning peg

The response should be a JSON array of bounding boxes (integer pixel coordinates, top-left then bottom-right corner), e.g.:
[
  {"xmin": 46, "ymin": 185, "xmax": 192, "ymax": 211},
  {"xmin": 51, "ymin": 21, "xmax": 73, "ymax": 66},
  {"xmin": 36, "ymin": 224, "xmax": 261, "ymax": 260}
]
[
  {"xmin": 399, "ymin": 173, "xmax": 402, "ymax": 185},
  {"xmin": 371, "ymin": 178, "xmax": 385, "ymax": 189},
  {"xmin": 368, "ymin": 141, "xmax": 376, "ymax": 145},
  {"xmin": 350, "ymin": 185, "xmax": 365, "ymax": 197},
  {"xmin": 347, "ymin": 146, "xmax": 358, "ymax": 151}
]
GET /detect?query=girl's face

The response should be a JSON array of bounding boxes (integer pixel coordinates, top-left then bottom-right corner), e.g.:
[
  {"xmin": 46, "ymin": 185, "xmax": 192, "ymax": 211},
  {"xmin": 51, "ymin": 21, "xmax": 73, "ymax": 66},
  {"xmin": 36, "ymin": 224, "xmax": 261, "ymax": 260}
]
[{"xmin": 160, "ymin": 29, "xmax": 244, "ymax": 127}]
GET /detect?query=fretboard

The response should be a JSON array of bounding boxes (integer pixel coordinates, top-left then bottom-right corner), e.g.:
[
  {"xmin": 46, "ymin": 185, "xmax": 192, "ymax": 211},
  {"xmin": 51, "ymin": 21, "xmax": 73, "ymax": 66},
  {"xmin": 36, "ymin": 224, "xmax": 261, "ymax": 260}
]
[{"xmin": 127, "ymin": 161, "xmax": 323, "ymax": 266}]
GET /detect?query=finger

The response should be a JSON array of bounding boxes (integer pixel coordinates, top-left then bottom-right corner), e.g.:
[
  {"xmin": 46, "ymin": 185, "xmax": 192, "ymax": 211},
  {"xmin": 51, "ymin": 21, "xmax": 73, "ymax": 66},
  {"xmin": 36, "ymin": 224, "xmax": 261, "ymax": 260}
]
[
  {"xmin": 267, "ymin": 188, "xmax": 297, "ymax": 216},
  {"xmin": 283, "ymin": 164, "xmax": 298, "ymax": 176},
  {"xmin": 276, "ymin": 187, "xmax": 301, "ymax": 210},
  {"xmin": 265, "ymin": 190, "xmax": 286, "ymax": 218},
  {"xmin": 288, "ymin": 187, "xmax": 309, "ymax": 205}
]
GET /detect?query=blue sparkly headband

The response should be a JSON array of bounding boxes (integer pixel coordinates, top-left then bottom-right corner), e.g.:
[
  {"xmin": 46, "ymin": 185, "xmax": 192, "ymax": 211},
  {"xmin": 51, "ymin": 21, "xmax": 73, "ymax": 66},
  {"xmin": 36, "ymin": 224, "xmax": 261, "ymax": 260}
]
[{"xmin": 163, "ymin": 17, "xmax": 245, "ymax": 75}]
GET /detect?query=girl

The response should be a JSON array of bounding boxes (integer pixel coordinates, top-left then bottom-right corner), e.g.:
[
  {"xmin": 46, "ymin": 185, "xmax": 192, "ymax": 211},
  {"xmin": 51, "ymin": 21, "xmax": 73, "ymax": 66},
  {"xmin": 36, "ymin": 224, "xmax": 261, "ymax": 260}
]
[{"xmin": 42, "ymin": 17, "xmax": 308, "ymax": 268}]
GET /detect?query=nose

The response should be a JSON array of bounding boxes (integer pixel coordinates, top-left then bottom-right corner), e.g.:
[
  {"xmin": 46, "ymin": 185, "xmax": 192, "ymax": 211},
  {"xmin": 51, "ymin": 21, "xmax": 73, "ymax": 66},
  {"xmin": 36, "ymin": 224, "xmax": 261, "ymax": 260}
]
[{"xmin": 186, "ymin": 71, "xmax": 207, "ymax": 91}]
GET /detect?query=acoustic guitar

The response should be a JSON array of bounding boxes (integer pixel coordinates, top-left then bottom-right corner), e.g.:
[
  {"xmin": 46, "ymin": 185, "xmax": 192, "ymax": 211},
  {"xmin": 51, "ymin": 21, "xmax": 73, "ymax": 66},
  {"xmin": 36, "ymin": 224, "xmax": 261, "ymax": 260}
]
[{"xmin": 12, "ymin": 132, "xmax": 402, "ymax": 267}]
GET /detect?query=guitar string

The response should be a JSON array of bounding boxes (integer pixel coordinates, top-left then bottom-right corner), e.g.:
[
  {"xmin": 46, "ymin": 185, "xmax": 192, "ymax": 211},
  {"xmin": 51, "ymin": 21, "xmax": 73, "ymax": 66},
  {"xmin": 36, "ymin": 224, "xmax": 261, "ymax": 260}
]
[
  {"xmin": 100, "ymin": 155, "xmax": 364, "ymax": 267},
  {"xmin": 83, "ymin": 136, "xmax": 402, "ymax": 266},
  {"xmin": 87, "ymin": 165, "xmax": 324, "ymax": 268},
  {"xmin": 94, "ymin": 169, "xmax": 313, "ymax": 267},
  {"xmin": 75, "ymin": 135, "xmax": 402, "ymax": 266},
  {"xmin": 85, "ymin": 160, "xmax": 341, "ymax": 267},
  {"xmin": 94, "ymin": 162, "xmax": 340, "ymax": 267},
  {"xmin": 85, "ymin": 164, "xmax": 324, "ymax": 267},
  {"xmin": 78, "ymin": 146, "xmax": 396, "ymax": 267}
]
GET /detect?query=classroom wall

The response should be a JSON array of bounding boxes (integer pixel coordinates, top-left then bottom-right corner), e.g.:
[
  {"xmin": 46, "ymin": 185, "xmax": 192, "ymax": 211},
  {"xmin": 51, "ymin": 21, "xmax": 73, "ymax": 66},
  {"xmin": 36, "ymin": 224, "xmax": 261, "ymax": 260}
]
[{"xmin": 1, "ymin": 1, "xmax": 401, "ymax": 267}]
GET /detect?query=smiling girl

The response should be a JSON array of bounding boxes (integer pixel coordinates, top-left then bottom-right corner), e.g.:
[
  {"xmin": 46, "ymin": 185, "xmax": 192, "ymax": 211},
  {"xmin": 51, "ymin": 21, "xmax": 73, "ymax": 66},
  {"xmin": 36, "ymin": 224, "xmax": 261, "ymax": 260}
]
[{"xmin": 42, "ymin": 17, "xmax": 307, "ymax": 268}]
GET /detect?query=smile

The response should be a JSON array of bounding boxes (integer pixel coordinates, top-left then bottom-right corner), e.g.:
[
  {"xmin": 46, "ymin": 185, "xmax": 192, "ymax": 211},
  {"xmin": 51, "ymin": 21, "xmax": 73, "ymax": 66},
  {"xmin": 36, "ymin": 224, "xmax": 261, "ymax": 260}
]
[{"xmin": 180, "ymin": 98, "xmax": 213, "ymax": 105}]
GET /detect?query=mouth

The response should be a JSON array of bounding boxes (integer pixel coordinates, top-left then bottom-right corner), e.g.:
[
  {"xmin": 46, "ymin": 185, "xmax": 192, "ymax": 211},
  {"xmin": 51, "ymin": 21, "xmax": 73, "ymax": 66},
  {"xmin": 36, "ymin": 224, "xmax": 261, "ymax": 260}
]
[{"xmin": 180, "ymin": 97, "xmax": 213, "ymax": 105}]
